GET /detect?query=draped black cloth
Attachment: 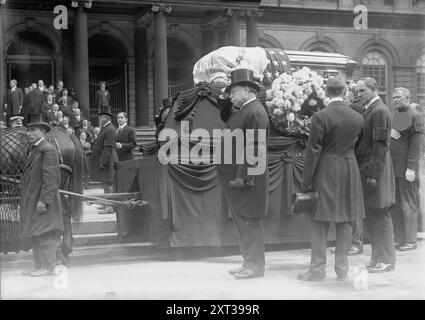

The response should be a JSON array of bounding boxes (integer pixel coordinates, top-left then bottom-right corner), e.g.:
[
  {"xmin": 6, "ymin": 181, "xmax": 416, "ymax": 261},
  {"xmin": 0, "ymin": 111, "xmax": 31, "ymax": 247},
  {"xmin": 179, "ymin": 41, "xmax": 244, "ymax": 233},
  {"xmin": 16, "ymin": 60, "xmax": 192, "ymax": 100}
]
[{"xmin": 115, "ymin": 135, "xmax": 313, "ymax": 247}]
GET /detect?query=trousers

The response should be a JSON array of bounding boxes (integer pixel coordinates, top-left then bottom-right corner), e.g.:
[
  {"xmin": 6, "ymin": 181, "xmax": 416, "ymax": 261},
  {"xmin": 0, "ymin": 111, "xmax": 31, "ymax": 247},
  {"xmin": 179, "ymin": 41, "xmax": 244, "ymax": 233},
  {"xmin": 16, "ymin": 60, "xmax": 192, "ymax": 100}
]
[
  {"xmin": 231, "ymin": 210, "xmax": 265, "ymax": 274},
  {"xmin": 365, "ymin": 207, "xmax": 396, "ymax": 265},
  {"xmin": 32, "ymin": 230, "xmax": 60, "ymax": 271},
  {"xmin": 391, "ymin": 178, "xmax": 419, "ymax": 243},
  {"xmin": 309, "ymin": 220, "xmax": 352, "ymax": 278}
]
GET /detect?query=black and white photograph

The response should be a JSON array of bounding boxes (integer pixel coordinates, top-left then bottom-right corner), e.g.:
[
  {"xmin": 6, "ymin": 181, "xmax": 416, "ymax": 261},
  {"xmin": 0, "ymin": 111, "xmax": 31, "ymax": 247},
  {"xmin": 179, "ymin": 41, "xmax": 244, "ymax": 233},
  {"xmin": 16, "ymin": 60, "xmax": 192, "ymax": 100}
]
[{"xmin": 0, "ymin": 0, "xmax": 425, "ymax": 306}]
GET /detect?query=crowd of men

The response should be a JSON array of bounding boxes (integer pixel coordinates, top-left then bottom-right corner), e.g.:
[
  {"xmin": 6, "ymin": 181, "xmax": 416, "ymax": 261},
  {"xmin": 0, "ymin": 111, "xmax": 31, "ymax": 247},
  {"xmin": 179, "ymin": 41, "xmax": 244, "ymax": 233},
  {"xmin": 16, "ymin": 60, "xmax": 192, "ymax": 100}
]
[{"xmin": 3, "ymin": 78, "xmax": 137, "ymax": 190}]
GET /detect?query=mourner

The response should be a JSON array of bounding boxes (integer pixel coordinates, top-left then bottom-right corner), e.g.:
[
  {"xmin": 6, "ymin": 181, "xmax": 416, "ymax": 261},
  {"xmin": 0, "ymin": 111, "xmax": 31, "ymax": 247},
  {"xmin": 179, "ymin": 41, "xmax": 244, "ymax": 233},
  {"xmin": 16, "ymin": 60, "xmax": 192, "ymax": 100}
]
[
  {"xmin": 390, "ymin": 87, "xmax": 425, "ymax": 251},
  {"xmin": 298, "ymin": 76, "xmax": 365, "ymax": 281},
  {"xmin": 355, "ymin": 77, "xmax": 396, "ymax": 273},
  {"xmin": 217, "ymin": 69, "xmax": 269, "ymax": 280},
  {"xmin": 20, "ymin": 114, "xmax": 63, "ymax": 277},
  {"xmin": 90, "ymin": 109, "xmax": 118, "ymax": 195},
  {"xmin": 5, "ymin": 79, "xmax": 24, "ymax": 116},
  {"xmin": 116, "ymin": 112, "xmax": 137, "ymax": 161},
  {"xmin": 33, "ymin": 80, "xmax": 47, "ymax": 114}
]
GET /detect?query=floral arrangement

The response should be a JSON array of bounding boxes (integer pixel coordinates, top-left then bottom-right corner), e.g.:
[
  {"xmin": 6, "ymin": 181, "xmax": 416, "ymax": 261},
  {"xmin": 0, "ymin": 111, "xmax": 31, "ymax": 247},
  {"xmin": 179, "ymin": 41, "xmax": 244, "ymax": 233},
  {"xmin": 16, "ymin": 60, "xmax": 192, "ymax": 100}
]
[{"xmin": 265, "ymin": 67, "xmax": 326, "ymax": 137}]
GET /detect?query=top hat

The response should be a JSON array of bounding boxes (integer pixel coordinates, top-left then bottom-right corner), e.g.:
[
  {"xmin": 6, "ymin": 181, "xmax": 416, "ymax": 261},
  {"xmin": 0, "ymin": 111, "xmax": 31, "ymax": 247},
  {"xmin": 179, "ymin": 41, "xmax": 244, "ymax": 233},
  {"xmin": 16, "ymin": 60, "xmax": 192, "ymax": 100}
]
[
  {"xmin": 26, "ymin": 113, "xmax": 51, "ymax": 132},
  {"xmin": 291, "ymin": 191, "xmax": 319, "ymax": 214},
  {"xmin": 225, "ymin": 69, "xmax": 261, "ymax": 93},
  {"xmin": 9, "ymin": 114, "xmax": 24, "ymax": 121},
  {"xmin": 98, "ymin": 106, "xmax": 114, "ymax": 118}
]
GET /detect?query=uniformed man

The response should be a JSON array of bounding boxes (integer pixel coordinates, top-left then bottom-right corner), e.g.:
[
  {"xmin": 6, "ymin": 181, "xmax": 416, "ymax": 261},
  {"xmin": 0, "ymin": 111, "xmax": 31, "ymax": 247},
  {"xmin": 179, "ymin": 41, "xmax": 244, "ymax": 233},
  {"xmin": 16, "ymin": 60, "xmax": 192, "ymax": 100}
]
[
  {"xmin": 390, "ymin": 87, "xmax": 425, "ymax": 251},
  {"xmin": 94, "ymin": 81, "xmax": 110, "ymax": 114}
]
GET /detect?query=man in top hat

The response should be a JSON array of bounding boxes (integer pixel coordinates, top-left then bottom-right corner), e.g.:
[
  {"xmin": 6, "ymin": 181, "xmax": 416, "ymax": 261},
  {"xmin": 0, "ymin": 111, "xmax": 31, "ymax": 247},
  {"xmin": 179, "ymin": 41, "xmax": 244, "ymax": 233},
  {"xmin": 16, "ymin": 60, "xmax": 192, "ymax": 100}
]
[
  {"xmin": 90, "ymin": 108, "xmax": 118, "ymax": 195},
  {"xmin": 216, "ymin": 68, "xmax": 269, "ymax": 279},
  {"xmin": 94, "ymin": 81, "xmax": 110, "ymax": 113},
  {"xmin": 5, "ymin": 79, "xmax": 24, "ymax": 117},
  {"xmin": 9, "ymin": 114, "xmax": 24, "ymax": 128},
  {"xmin": 116, "ymin": 112, "xmax": 137, "ymax": 161},
  {"xmin": 298, "ymin": 77, "xmax": 365, "ymax": 282},
  {"xmin": 355, "ymin": 77, "xmax": 396, "ymax": 273},
  {"xmin": 390, "ymin": 87, "xmax": 425, "ymax": 251},
  {"xmin": 20, "ymin": 114, "xmax": 63, "ymax": 277}
]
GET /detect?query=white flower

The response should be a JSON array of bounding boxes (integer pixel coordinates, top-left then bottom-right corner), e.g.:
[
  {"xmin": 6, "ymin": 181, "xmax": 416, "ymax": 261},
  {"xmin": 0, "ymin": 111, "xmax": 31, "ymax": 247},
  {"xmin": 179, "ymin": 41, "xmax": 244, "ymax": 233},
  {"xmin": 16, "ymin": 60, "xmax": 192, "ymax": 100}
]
[
  {"xmin": 308, "ymin": 99, "xmax": 317, "ymax": 106},
  {"xmin": 273, "ymin": 108, "xmax": 284, "ymax": 116},
  {"xmin": 266, "ymin": 89, "xmax": 274, "ymax": 100},
  {"xmin": 287, "ymin": 112, "xmax": 295, "ymax": 122},
  {"xmin": 276, "ymin": 98, "xmax": 286, "ymax": 109},
  {"xmin": 323, "ymin": 97, "xmax": 330, "ymax": 106}
]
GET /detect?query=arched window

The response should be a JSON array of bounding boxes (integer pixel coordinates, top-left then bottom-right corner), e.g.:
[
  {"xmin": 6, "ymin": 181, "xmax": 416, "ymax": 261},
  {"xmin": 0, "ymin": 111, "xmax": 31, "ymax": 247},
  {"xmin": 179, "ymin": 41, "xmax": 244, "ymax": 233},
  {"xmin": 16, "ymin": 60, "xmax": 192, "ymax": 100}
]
[
  {"xmin": 416, "ymin": 52, "xmax": 425, "ymax": 107},
  {"xmin": 361, "ymin": 51, "xmax": 388, "ymax": 103}
]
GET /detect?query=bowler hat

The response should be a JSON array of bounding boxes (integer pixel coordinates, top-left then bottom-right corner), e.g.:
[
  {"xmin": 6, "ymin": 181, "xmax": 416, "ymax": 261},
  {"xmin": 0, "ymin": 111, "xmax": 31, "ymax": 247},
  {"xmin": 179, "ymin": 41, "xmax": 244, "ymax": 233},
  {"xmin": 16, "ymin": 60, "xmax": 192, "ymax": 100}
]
[
  {"xmin": 26, "ymin": 113, "xmax": 51, "ymax": 132},
  {"xmin": 291, "ymin": 191, "xmax": 319, "ymax": 214},
  {"xmin": 225, "ymin": 69, "xmax": 261, "ymax": 93}
]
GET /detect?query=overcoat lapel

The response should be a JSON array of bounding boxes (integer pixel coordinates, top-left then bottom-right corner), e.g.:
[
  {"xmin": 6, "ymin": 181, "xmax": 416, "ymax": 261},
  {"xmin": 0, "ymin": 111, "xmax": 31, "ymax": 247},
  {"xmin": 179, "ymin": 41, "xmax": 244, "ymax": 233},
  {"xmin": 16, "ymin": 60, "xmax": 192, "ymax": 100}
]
[{"xmin": 363, "ymin": 98, "xmax": 380, "ymax": 118}]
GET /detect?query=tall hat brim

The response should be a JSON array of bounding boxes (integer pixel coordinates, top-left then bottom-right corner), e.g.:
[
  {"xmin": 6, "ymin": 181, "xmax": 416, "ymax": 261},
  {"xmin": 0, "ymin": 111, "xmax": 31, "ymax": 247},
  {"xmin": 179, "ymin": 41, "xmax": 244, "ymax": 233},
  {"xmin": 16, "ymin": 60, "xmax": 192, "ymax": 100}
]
[
  {"xmin": 27, "ymin": 122, "xmax": 51, "ymax": 132},
  {"xmin": 9, "ymin": 114, "xmax": 24, "ymax": 121},
  {"xmin": 98, "ymin": 111, "xmax": 114, "ymax": 117},
  {"xmin": 225, "ymin": 80, "xmax": 261, "ymax": 93}
]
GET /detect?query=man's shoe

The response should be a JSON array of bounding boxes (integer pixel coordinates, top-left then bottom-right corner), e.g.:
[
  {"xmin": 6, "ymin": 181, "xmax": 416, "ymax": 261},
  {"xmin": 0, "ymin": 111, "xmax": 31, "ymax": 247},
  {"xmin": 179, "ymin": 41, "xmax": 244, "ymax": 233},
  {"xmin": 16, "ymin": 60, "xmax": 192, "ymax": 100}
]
[
  {"xmin": 233, "ymin": 268, "xmax": 263, "ymax": 279},
  {"xmin": 348, "ymin": 245, "xmax": 363, "ymax": 255},
  {"xmin": 29, "ymin": 268, "xmax": 55, "ymax": 277},
  {"xmin": 297, "ymin": 271, "xmax": 325, "ymax": 282},
  {"xmin": 229, "ymin": 265, "xmax": 245, "ymax": 275},
  {"xmin": 398, "ymin": 242, "xmax": 417, "ymax": 251},
  {"xmin": 366, "ymin": 262, "xmax": 377, "ymax": 269},
  {"xmin": 395, "ymin": 242, "xmax": 403, "ymax": 250},
  {"xmin": 22, "ymin": 268, "xmax": 40, "ymax": 276},
  {"xmin": 368, "ymin": 262, "xmax": 394, "ymax": 273}
]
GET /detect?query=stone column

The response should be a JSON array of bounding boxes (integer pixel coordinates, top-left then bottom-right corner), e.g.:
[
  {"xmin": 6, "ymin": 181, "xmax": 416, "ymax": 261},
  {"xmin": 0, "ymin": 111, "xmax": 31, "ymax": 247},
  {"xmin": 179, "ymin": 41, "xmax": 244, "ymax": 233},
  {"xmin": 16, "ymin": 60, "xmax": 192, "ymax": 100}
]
[
  {"xmin": 135, "ymin": 22, "xmax": 150, "ymax": 126},
  {"xmin": 74, "ymin": 5, "xmax": 90, "ymax": 118},
  {"xmin": 246, "ymin": 10, "xmax": 263, "ymax": 47},
  {"xmin": 152, "ymin": 5, "xmax": 171, "ymax": 113},
  {"xmin": 226, "ymin": 9, "xmax": 240, "ymax": 46}
]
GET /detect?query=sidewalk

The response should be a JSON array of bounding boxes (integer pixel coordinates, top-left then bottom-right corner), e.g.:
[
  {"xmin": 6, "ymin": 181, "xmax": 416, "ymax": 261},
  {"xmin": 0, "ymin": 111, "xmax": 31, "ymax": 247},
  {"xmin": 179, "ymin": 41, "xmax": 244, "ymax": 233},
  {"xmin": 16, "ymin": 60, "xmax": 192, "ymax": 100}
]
[{"xmin": 1, "ymin": 240, "xmax": 424, "ymax": 300}]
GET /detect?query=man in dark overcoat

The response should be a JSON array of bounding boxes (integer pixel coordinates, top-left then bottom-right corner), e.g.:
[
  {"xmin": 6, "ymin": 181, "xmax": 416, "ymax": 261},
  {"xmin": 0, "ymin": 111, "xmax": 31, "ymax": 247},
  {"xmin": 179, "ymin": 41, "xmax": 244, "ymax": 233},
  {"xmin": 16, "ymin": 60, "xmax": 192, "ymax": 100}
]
[
  {"xmin": 94, "ymin": 81, "xmax": 110, "ymax": 114},
  {"xmin": 216, "ymin": 69, "xmax": 269, "ymax": 279},
  {"xmin": 90, "ymin": 110, "xmax": 118, "ymax": 194},
  {"xmin": 5, "ymin": 79, "xmax": 24, "ymax": 116},
  {"xmin": 33, "ymin": 80, "xmax": 47, "ymax": 114},
  {"xmin": 116, "ymin": 112, "xmax": 137, "ymax": 161},
  {"xmin": 355, "ymin": 77, "xmax": 396, "ymax": 273},
  {"xmin": 298, "ymin": 77, "xmax": 365, "ymax": 281},
  {"xmin": 390, "ymin": 87, "xmax": 425, "ymax": 251},
  {"xmin": 20, "ymin": 114, "xmax": 63, "ymax": 277}
]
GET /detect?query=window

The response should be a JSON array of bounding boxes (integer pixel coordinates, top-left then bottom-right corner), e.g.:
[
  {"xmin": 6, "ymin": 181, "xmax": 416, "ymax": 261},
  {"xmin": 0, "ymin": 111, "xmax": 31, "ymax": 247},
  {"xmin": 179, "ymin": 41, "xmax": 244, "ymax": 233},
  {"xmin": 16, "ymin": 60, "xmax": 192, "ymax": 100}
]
[
  {"xmin": 361, "ymin": 51, "xmax": 388, "ymax": 103},
  {"xmin": 417, "ymin": 53, "xmax": 425, "ymax": 107}
]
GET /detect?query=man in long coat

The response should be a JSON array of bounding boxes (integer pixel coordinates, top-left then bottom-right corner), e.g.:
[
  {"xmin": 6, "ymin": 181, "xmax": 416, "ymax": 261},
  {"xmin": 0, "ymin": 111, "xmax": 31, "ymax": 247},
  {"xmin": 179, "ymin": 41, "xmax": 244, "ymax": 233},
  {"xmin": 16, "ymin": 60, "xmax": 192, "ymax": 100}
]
[
  {"xmin": 90, "ymin": 110, "xmax": 118, "ymax": 194},
  {"xmin": 355, "ymin": 77, "xmax": 396, "ymax": 273},
  {"xmin": 94, "ymin": 81, "xmax": 110, "ymax": 114},
  {"xmin": 217, "ymin": 69, "xmax": 269, "ymax": 279},
  {"xmin": 390, "ymin": 87, "xmax": 425, "ymax": 251},
  {"xmin": 20, "ymin": 114, "xmax": 63, "ymax": 277},
  {"xmin": 116, "ymin": 112, "xmax": 137, "ymax": 161},
  {"xmin": 298, "ymin": 77, "xmax": 365, "ymax": 281},
  {"xmin": 5, "ymin": 79, "xmax": 24, "ymax": 116}
]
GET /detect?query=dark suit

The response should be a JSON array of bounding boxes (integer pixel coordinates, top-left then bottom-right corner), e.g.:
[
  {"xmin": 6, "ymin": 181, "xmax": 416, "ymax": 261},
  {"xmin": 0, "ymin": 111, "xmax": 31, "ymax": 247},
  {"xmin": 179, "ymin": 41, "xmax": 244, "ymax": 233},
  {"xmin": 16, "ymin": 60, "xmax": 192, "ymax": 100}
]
[
  {"xmin": 356, "ymin": 97, "xmax": 396, "ymax": 265},
  {"xmin": 95, "ymin": 89, "xmax": 110, "ymax": 110},
  {"xmin": 116, "ymin": 125, "xmax": 137, "ymax": 161},
  {"xmin": 390, "ymin": 106, "xmax": 425, "ymax": 244},
  {"xmin": 22, "ymin": 91, "xmax": 34, "ymax": 123},
  {"xmin": 216, "ymin": 98, "xmax": 269, "ymax": 274},
  {"xmin": 6, "ymin": 87, "xmax": 24, "ymax": 115},
  {"xmin": 33, "ymin": 87, "xmax": 47, "ymax": 114},
  {"xmin": 90, "ymin": 122, "xmax": 118, "ymax": 192},
  {"xmin": 41, "ymin": 101, "xmax": 54, "ymax": 116},
  {"xmin": 20, "ymin": 138, "xmax": 63, "ymax": 271},
  {"xmin": 69, "ymin": 114, "xmax": 85, "ymax": 130},
  {"xmin": 302, "ymin": 100, "xmax": 365, "ymax": 278}
]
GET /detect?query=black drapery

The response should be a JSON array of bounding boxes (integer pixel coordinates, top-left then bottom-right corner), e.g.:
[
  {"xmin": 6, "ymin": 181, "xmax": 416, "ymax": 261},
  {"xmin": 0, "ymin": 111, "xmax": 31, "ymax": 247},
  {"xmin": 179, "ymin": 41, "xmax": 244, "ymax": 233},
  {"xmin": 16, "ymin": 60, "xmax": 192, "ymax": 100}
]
[{"xmin": 115, "ymin": 135, "xmax": 313, "ymax": 247}]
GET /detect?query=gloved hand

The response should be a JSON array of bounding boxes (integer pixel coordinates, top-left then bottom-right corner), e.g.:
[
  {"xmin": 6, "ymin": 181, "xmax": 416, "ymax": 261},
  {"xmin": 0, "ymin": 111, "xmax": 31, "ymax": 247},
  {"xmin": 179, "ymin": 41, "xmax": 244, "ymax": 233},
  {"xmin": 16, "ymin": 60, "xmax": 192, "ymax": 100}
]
[
  {"xmin": 229, "ymin": 178, "xmax": 245, "ymax": 189},
  {"xmin": 366, "ymin": 177, "xmax": 378, "ymax": 193},
  {"xmin": 405, "ymin": 168, "xmax": 416, "ymax": 182}
]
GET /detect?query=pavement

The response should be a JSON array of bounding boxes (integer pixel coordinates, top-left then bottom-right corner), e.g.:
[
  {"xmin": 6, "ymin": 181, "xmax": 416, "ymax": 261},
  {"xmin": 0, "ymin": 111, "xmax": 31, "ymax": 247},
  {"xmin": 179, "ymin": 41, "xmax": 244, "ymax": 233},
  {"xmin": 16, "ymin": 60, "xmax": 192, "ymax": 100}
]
[{"xmin": 1, "ymin": 239, "xmax": 425, "ymax": 300}]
